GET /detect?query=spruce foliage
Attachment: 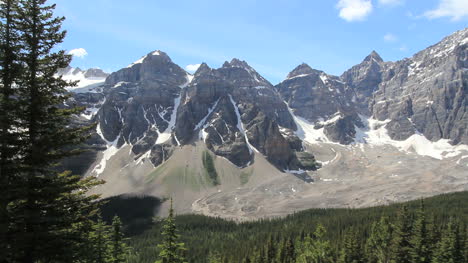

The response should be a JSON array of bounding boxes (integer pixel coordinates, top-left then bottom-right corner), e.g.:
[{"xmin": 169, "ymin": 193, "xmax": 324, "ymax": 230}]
[
  {"xmin": 365, "ymin": 216, "xmax": 393, "ymax": 263},
  {"xmin": 0, "ymin": 0, "xmax": 22, "ymax": 261},
  {"xmin": 156, "ymin": 198, "xmax": 187, "ymax": 263},
  {"xmin": 410, "ymin": 200, "xmax": 432, "ymax": 263},
  {"xmin": 390, "ymin": 205, "xmax": 413, "ymax": 263},
  {"xmin": 0, "ymin": 0, "xmax": 107, "ymax": 262},
  {"xmin": 110, "ymin": 216, "xmax": 128, "ymax": 263},
  {"xmin": 338, "ymin": 228, "xmax": 363, "ymax": 263},
  {"xmin": 431, "ymin": 218, "xmax": 464, "ymax": 263}
]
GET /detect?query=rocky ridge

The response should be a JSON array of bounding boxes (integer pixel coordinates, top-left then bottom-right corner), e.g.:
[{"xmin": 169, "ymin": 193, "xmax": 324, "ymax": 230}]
[{"xmin": 69, "ymin": 28, "xmax": 467, "ymax": 187}]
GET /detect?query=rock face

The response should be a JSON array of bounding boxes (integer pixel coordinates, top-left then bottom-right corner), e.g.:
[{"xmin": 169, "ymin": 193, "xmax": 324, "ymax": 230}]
[
  {"xmin": 341, "ymin": 51, "xmax": 384, "ymax": 114},
  {"xmin": 69, "ymin": 28, "xmax": 467, "ymax": 177},
  {"xmin": 174, "ymin": 59, "xmax": 316, "ymax": 170},
  {"xmin": 370, "ymin": 29, "xmax": 468, "ymax": 144},
  {"xmin": 72, "ymin": 55, "xmax": 318, "ymax": 174},
  {"xmin": 276, "ymin": 63, "xmax": 354, "ymax": 122},
  {"xmin": 276, "ymin": 28, "xmax": 468, "ymax": 145}
]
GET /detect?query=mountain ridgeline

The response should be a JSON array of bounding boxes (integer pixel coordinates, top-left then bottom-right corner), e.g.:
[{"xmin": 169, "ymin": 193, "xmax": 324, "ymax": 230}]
[
  {"xmin": 71, "ymin": 28, "xmax": 467, "ymax": 173},
  {"xmin": 66, "ymin": 29, "xmax": 468, "ymax": 217}
]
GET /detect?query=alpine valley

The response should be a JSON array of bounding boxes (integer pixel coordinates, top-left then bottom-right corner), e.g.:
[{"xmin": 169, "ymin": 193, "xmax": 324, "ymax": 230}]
[{"xmin": 64, "ymin": 28, "xmax": 468, "ymax": 220}]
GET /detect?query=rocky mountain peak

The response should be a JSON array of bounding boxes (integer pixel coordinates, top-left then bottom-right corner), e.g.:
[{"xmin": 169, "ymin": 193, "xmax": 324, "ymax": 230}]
[
  {"xmin": 194, "ymin": 62, "xmax": 212, "ymax": 76},
  {"xmin": 57, "ymin": 66, "xmax": 109, "ymax": 92},
  {"xmin": 286, "ymin": 63, "xmax": 323, "ymax": 79},
  {"xmin": 215, "ymin": 58, "xmax": 270, "ymax": 86},
  {"xmin": 83, "ymin": 68, "xmax": 108, "ymax": 78},
  {"xmin": 225, "ymin": 58, "xmax": 251, "ymax": 69},
  {"xmin": 363, "ymin": 50, "xmax": 383, "ymax": 63},
  {"xmin": 105, "ymin": 50, "xmax": 187, "ymax": 86}
]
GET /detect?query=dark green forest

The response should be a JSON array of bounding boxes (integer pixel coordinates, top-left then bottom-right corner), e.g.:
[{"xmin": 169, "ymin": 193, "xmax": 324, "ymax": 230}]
[{"xmin": 103, "ymin": 191, "xmax": 468, "ymax": 263}]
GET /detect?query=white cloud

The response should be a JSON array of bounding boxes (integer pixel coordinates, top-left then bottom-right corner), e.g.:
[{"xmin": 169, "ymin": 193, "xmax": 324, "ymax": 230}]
[
  {"xmin": 337, "ymin": 0, "xmax": 373, "ymax": 22},
  {"xmin": 185, "ymin": 64, "xmax": 201, "ymax": 73},
  {"xmin": 399, "ymin": 45, "xmax": 408, "ymax": 52},
  {"xmin": 68, "ymin": 48, "xmax": 88, "ymax": 58},
  {"xmin": 424, "ymin": 0, "xmax": 468, "ymax": 21},
  {"xmin": 378, "ymin": 0, "xmax": 404, "ymax": 6},
  {"xmin": 384, "ymin": 33, "xmax": 398, "ymax": 42}
]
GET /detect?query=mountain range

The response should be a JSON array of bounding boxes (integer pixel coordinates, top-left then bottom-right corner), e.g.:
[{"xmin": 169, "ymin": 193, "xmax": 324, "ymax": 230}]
[{"xmin": 64, "ymin": 28, "xmax": 468, "ymax": 220}]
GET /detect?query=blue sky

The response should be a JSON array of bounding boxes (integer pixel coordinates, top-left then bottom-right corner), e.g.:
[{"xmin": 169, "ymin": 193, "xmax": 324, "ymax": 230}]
[{"xmin": 54, "ymin": 0, "xmax": 467, "ymax": 84}]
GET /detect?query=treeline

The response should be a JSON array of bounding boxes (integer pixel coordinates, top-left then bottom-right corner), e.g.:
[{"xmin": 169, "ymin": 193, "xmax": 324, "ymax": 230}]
[
  {"xmin": 0, "ymin": 0, "xmax": 128, "ymax": 262},
  {"xmin": 125, "ymin": 192, "xmax": 468, "ymax": 263},
  {"xmin": 244, "ymin": 203, "xmax": 466, "ymax": 263}
]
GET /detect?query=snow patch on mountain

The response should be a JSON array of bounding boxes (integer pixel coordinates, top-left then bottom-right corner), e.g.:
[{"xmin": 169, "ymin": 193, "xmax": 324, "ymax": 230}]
[
  {"xmin": 60, "ymin": 67, "xmax": 107, "ymax": 92},
  {"xmin": 156, "ymin": 94, "xmax": 182, "ymax": 144},
  {"xmin": 127, "ymin": 55, "xmax": 147, "ymax": 68},
  {"xmin": 194, "ymin": 99, "xmax": 220, "ymax": 131},
  {"xmin": 81, "ymin": 98, "xmax": 106, "ymax": 120},
  {"xmin": 285, "ymin": 104, "xmax": 330, "ymax": 144},
  {"xmin": 93, "ymin": 123, "xmax": 122, "ymax": 175},
  {"xmin": 229, "ymin": 95, "xmax": 258, "ymax": 154},
  {"xmin": 355, "ymin": 116, "xmax": 468, "ymax": 160}
]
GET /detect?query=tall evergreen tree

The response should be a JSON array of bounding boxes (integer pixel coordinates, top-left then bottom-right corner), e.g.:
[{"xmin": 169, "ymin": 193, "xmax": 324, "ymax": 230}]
[
  {"xmin": 431, "ymin": 219, "xmax": 464, "ymax": 263},
  {"xmin": 365, "ymin": 216, "xmax": 393, "ymax": 263},
  {"xmin": 464, "ymin": 227, "xmax": 468, "ymax": 263},
  {"xmin": 409, "ymin": 200, "xmax": 432, "ymax": 263},
  {"xmin": 156, "ymin": 198, "xmax": 187, "ymax": 263},
  {"xmin": 266, "ymin": 235, "xmax": 278, "ymax": 263},
  {"xmin": 296, "ymin": 224, "xmax": 333, "ymax": 263},
  {"xmin": 338, "ymin": 228, "xmax": 363, "ymax": 263},
  {"xmin": 2, "ymin": 0, "xmax": 102, "ymax": 262},
  {"xmin": 390, "ymin": 205, "xmax": 413, "ymax": 263},
  {"xmin": 89, "ymin": 215, "xmax": 112, "ymax": 263},
  {"xmin": 110, "ymin": 216, "xmax": 127, "ymax": 263},
  {"xmin": 0, "ymin": 0, "xmax": 22, "ymax": 261},
  {"xmin": 279, "ymin": 236, "xmax": 295, "ymax": 263}
]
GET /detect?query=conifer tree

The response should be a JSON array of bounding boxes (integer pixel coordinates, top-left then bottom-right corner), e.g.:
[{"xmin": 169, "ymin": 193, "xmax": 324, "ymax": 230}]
[
  {"xmin": 3, "ymin": 0, "xmax": 102, "ymax": 262},
  {"xmin": 409, "ymin": 200, "xmax": 432, "ymax": 263},
  {"xmin": 431, "ymin": 219, "xmax": 464, "ymax": 263},
  {"xmin": 89, "ymin": 215, "xmax": 111, "ymax": 263},
  {"xmin": 255, "ymin": 248, "xmax": 266, "ymax": 263},
  {"xmin": 110, "ymin": 216, "xmax": 128, "ymax": 263},
  {"xmin": 390, "ymin": 205, "xmax": 413, "ymax": 263},
  {"xmin": 464, "ymin": 227, "xmax": 468, "ymax": 263},
  {"xmin": 266, "ymin": 235, "xmax": 278, "ymax": 263},
  {"xmin": 338, "ymin": 228, "xmax": 363, "ymax": 263},
  {"xmin": 296, "ymin": 224, "xmax": 333, "ymax": 263},
  {"xmin": 0, "ymin": 0, "xmax": 22, "ymax": 260},
  {"xmin": 207, "ymin": 251, "xmax": 222, "ymax": 263},
  {"xmin": 365, "ymin": 216, "xmax": 393, "ymax": 263},
  {"xmin": 156, "ymin": 198, "xmax": 187, "ymax": 263},
  {"xmin": 242, "ymin": 255, "xmax": 252, "ymax": 263},
  {"xmin": 279, "ymin": 236, "xmax": 295, "ymax": 263}
]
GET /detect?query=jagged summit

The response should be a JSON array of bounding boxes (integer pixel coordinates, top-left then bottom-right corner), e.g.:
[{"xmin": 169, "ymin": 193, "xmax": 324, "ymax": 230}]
[
  {"xmin": 363, "ymin": 50, "xmax": 383, "ymax": 63},
  {"xmin": 220, "ymin": 58, "xmax": 252, "ymax": 69},
  {"xmin": 106, "ymin": 50, "xmax": 187, "ymax": 86},
  {"xmin": 286, "ymin": 63, "xmax": 323, "ymax": 79},
  {"xmin": 194, "ymin": 62, "xmax": 211, "ymax": 76},
  {"xmin": 58, "ymin": 66, "xmax": 109, "ymax": 92},
  {"xmin": 125, "ymin": 50, "xmax": 172, "ymax": 69},
  {"xmin": 64, "ymin": 28, "xmax": 468, "ymax": 219}
]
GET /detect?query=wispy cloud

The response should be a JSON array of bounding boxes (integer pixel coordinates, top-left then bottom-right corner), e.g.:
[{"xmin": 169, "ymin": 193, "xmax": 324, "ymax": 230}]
[
  {"xmin": 384, "ymin": 33, "xmax": 398, "ymax": 42},
  {"xmin": 336, "ymin": 0, "xmax": 373, "ymax": 22},
  {"xmin": 185, "ymin": 64, "xmax": 201, "ymax": 73},
  {"xmin": 68, "ymin": 48, "xmax": 88, "ymax": 58},
  {"xmin": 424, "ymin": 0, "xmax": 468, "ymax": 21},
  {"xmin": 399, "ymin": 45, "xmax": 408, "ymax": 52},
  {"xmin": 378, "ymin": 0, "xmax": 404, "ymax": 6}
]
